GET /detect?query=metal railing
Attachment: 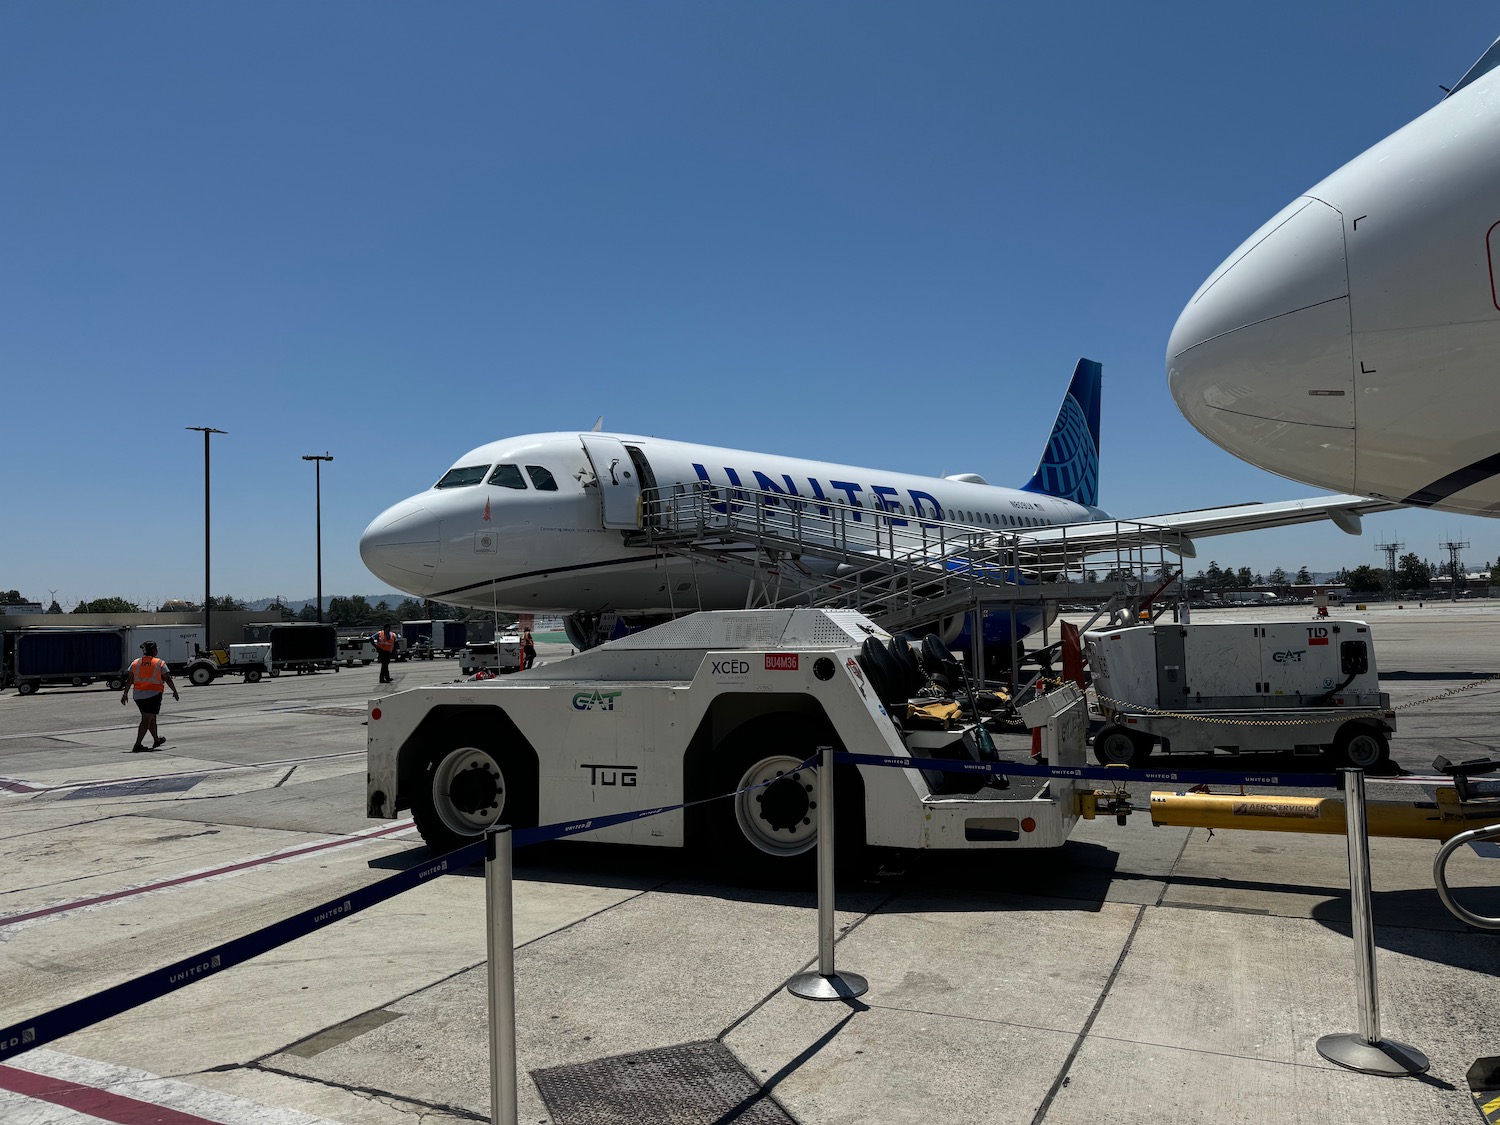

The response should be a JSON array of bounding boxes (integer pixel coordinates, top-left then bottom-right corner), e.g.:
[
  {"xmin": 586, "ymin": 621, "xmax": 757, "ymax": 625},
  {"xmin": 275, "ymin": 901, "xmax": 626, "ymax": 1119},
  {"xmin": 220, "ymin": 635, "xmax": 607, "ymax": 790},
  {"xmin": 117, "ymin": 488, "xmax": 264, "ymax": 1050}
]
[
  {"xmin": 1434, "ymin": 821, "xmax": 1500, "ymax": 930},
  {"xmin": 633, "ymin": 482, "xmax": 1186, "ymax": 632}
]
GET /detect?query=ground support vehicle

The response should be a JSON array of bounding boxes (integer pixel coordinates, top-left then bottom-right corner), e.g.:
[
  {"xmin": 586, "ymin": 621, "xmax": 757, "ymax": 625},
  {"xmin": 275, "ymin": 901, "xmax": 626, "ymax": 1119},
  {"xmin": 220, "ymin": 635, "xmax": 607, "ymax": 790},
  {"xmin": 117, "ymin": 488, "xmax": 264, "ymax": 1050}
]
[
  {"xmin": 338, "ymin": 637, "xmax": 375, "ymax": 666},
  {"xmin": 12, "ymin": 628, "xmax": 129, "ymax": 695},
  {"xmin": 367, "ymin": 609, "xmax": 1088, "ymax": 874},
  {"xmin": 1083, "ymin": 620, "xmax": 1397, "ymax": 768},
  {"xmin": 458, "ymin": 636, "xmax": 521, "ymax": 675},
  {"xmin": 183, "ymin": 643, "xmax": 276, "ymax": 686}
]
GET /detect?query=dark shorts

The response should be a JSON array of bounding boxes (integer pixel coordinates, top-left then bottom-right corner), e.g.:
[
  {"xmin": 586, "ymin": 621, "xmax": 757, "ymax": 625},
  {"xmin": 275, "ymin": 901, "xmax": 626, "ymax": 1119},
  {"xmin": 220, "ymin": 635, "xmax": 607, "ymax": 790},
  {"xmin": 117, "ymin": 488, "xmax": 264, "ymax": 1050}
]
[{"xmin": 134, "ymin": 693, "xmax": 163, "ymax": 715}]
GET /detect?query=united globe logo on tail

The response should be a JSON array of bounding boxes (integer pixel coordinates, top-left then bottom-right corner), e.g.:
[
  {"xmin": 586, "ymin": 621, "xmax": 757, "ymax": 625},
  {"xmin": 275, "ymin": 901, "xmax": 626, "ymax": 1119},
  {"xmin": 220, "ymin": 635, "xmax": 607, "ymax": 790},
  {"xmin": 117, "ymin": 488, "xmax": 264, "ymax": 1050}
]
[{"xmin": 1021, "ymin": 358, "xmax": 1102, "ymax": 508}]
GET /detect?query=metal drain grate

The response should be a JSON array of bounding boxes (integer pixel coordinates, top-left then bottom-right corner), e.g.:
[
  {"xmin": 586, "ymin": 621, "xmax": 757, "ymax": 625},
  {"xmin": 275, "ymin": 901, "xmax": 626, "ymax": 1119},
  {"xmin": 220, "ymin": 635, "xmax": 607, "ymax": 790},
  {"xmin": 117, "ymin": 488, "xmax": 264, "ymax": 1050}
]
[
  {"xmin": 65, "ymin": 775, "xmax": 204, "ymax": 800},
  {"xmin": 532, "ymin": 1040, "xmax": 793, "ymax": 1124}
]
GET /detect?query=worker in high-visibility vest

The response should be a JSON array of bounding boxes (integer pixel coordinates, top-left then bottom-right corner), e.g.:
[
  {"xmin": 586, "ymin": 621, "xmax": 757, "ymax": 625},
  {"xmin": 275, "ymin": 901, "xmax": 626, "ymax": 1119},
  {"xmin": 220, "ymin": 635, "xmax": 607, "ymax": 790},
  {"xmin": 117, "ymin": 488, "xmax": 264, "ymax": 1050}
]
[
  {"xmin": 372, "ymin": 623, "xmax": 398, "ymax": 684},
  {"xmin": 120, "ymin": 640, "xmax": 179, "ymax": 752}
]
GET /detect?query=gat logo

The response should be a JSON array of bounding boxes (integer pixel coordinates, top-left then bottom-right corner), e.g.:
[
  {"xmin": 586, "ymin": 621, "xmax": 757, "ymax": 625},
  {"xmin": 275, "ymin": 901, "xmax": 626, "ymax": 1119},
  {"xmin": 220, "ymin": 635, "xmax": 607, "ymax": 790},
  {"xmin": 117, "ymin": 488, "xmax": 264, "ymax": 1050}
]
[
  {"xmin": 573, "ymin": 690, "xmax": 623, "ymax": 711},
  {"xmin": 1271, "ymin": 650, "xmax": 1306, "ymax": 663},
  {"xmin": 583, "ymin": 763, "xmax": 638, "ymax": 787},
  {"xmin": 712, "ymin": 659, "xmax": 751, "ymax": 676}
]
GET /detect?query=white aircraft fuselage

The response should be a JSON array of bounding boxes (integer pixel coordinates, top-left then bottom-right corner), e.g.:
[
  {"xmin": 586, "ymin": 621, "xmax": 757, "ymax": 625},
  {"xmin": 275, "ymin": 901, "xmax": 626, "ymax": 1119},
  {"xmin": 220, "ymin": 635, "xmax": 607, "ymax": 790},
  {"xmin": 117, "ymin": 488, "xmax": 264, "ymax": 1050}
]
[
  {"xmin": 360, "ymin": 431, "xmax": 1100, "ymax": 616},
  {"xmin": 1168, "ymin": 39, "xmax": 1500, "ymax": 515}
]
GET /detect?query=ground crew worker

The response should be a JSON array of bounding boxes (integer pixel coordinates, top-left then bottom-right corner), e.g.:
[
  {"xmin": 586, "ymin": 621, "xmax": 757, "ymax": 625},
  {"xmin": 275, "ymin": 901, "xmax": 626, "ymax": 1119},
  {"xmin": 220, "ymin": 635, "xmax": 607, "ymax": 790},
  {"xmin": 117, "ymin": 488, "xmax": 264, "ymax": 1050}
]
[
  {"xmin": 120, "ymin": 641, "xmax": 178, "ymax": 752},
  {"xmin": 372, "ymin": 623, "xmax": 398, "ymax": 684},
  {"xmin": 521, "ymin": 627, "xmax": 536, "ymax": 670}
]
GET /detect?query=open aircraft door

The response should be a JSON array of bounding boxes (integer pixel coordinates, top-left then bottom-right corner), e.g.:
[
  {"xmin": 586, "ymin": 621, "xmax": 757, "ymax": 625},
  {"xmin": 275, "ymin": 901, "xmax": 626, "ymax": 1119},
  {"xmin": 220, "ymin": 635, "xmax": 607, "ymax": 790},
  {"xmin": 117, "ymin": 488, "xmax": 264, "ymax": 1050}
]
[{"xmin": 581, "ymin": 434, "xmax": 642, "ymax": 529}]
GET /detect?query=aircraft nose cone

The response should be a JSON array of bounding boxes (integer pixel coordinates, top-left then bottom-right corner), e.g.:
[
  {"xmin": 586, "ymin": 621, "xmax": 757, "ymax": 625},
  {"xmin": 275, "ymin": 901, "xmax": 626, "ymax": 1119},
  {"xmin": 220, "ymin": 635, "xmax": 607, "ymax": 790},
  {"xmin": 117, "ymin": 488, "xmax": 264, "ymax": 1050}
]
[
  {"xmin": 360, "ymin": 499, "xmax": 440, "ymax": 595},
  {"xmin": 1167, "ymin": 195, "xmax": 1357, "ymax": 490}
]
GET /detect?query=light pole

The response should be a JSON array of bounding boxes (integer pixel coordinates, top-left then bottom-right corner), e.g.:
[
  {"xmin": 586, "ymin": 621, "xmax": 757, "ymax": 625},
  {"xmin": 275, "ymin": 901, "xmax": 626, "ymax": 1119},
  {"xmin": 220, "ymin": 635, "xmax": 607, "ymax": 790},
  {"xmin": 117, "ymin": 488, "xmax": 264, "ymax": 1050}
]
[
  {"xmin": 187, "ymin": 427, "xmax": 227, "ymax": 647},
  {"xmin": 302, "ymin": 453, "xmax": 333, "ymax": 622}
]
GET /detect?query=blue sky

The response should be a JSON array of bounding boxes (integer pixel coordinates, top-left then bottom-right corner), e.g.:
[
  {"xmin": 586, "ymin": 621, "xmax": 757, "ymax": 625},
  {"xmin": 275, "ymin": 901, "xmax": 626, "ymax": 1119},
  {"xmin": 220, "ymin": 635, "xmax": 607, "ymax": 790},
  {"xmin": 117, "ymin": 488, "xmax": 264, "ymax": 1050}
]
[{"xmin": 4, "ymin": 3, "xmax": 1497, "ymax": 608}]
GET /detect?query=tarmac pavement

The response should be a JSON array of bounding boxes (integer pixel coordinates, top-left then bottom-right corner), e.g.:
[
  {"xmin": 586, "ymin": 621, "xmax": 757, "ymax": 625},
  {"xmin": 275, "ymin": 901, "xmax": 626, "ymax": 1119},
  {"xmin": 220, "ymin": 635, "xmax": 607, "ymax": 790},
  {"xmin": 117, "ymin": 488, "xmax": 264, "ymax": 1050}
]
[{"xmin": 0, "ymin": 607, "xmax": 1497, "ymax": 1123}]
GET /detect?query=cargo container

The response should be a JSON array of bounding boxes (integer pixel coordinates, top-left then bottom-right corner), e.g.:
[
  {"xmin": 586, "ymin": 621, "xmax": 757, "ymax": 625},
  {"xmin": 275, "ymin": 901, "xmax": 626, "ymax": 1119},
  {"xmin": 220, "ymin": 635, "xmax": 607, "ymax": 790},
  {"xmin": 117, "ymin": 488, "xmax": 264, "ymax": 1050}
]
[
  {"xmin": 123, "ymin": 625, "xmax": 204, "ymax": 671},
  {"xmin": 13, "ymin": 628, "xmax": 130, "ymax": 695},
  {"xmin": 433, "ymin": 620, "xmax": 466, "ymax": 656}
]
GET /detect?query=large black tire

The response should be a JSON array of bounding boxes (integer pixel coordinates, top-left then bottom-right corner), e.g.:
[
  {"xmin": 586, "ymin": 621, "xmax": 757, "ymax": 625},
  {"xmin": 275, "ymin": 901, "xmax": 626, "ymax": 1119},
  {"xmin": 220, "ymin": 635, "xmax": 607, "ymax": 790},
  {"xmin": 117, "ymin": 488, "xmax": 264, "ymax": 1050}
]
[
  {"xmin": 107, "ymin": 678, "xmax": 125, "ymax": 692},
  {"xmin": 410, "ymin": 737, "xmax": 538, "ymax": 856},
  {"xmin": 700, "ymin": 714, "xmax": 864, "ymax": 883},
  {"xmin": 1093, "ymin": 724, "xmax": 1152, "ymax": 767},
  {"xmin": 188, "ymin": 663, "xmax": 215, "ymax": 687},
  {"xmin": 1333, "ymin": 724, "xmax": 1390, "ymax": 770},
  {"xmin": 17, "ymin": 680, "xmax": 38, "ymax": 696},
  {"xmin": 245, "ymin": 669, "xmax": 262, "ymax": 683}
]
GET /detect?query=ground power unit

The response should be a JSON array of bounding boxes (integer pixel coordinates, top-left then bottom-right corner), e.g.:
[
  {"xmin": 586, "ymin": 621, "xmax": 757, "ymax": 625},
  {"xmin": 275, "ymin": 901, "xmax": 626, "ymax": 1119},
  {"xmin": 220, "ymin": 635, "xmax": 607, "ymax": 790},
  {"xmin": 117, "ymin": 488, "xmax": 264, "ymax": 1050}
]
[{"xmin": 1082, "ymin": 620, "xmax": 1396, "ymax": 768}]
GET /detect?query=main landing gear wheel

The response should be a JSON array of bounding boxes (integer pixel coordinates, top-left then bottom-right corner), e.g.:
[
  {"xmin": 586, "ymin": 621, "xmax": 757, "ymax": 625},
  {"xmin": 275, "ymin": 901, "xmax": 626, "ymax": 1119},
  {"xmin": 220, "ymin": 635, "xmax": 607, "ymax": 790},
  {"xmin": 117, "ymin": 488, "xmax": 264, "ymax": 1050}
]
[
  {"xmin": 1093, "ymin": 724, "xmax": 1152, "ymax": 767},
  {"xmin": 1333, "ymin": 725, "xmax": 1390, "ymax": 770}
]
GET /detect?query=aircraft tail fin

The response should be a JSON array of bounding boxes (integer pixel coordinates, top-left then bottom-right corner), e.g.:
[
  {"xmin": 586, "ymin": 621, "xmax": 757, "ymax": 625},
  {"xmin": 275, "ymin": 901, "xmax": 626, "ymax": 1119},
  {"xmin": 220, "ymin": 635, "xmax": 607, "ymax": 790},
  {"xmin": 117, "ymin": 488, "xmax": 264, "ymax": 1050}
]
[{"xmin": 1020, "ymin": 358, "xmax": 1102, "ymax": 508}]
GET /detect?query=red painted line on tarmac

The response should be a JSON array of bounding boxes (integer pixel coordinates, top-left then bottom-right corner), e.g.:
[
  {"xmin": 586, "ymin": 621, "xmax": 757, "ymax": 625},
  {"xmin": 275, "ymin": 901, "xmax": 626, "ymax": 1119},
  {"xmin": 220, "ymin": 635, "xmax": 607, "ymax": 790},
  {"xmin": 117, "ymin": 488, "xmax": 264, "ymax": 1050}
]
[
  {"xmin": 0, "ymin": 820, "xmax": 416, "ymax": 927},
  {"xmin": 0, "ymin": 778, "xmax": 42, "ymax": 794},
  {"xmin": 0, "ymin": 1064, "xmax": 223, "ymax": 1125}
]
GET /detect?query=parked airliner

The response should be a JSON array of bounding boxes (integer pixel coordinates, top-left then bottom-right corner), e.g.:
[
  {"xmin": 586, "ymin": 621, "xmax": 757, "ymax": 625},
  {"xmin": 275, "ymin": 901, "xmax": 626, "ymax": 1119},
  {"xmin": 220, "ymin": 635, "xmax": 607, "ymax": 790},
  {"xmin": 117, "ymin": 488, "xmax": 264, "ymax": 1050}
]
[
  {"xmin": 361, "ymin": 359, "xmax": 1392, "ymax": 652},
  {"xmin": 1169, "ymin": 36, "xmax": 1500, "ymax": 515}
]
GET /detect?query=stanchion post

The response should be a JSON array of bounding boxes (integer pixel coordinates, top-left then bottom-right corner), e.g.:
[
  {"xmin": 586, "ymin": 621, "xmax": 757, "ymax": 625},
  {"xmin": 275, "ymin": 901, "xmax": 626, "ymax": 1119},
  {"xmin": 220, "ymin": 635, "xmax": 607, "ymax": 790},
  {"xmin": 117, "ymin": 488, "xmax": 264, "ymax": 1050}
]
[
  {"xmin": 1315, "ymin": 768, "xmax": 1429, "ymax": 1076},
  {"xmin": 788, "ymin": 746, "xmax": 869, "ymax": 1001},
  {"xmin": 485, "ymin": 826, "xmax": 519, "ymax": 1125}
]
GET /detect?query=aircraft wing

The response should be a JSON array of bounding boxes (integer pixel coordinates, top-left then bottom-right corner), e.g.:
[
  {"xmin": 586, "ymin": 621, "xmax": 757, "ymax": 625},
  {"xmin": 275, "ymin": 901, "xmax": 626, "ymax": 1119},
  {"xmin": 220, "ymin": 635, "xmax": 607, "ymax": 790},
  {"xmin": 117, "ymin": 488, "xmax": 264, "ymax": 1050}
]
[{"xmin": 1022, "ymin": 494, "xmax": 1402, "ymax": 560}]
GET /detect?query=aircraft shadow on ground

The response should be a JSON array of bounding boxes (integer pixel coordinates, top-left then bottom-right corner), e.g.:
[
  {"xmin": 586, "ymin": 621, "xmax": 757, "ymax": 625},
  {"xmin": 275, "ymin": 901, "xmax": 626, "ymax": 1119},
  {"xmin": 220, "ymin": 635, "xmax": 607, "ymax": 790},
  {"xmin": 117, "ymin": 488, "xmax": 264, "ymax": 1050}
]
[
  {"xmin": 366, "ymin": 837, "xmax": 1124, "ymax": 911},
  {"xmin": 1309, "ymin": 888, "xmax": 1500, "ymax": 970}
]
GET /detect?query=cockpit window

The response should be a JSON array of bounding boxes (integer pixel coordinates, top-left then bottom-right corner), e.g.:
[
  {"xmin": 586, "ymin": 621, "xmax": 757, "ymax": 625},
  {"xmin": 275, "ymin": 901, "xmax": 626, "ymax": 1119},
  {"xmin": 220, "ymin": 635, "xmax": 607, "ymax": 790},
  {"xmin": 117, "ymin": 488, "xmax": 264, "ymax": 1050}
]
[
  {"xmin": 435, "ymin": 465, "xmax": 491, "ymax": 489},
  {"xmin": 488, "ymin": 464, "xmax": 527, "ymax": 489},
  {"xmin": 526, "ymin": 465, "xmax": 558, "ymax": 491}
]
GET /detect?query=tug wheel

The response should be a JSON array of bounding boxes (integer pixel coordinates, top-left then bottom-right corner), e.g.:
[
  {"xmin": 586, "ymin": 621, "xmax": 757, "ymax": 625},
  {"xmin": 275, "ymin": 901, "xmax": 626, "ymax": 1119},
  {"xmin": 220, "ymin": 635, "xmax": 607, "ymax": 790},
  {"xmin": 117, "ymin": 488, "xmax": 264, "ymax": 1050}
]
[
  {"xmin": 704, "ymin": 714, "xmax": 864, "ymax": 882},
  {"xmin": 411, "ymin": 738, "xmax": 537, "ymax": 856}
]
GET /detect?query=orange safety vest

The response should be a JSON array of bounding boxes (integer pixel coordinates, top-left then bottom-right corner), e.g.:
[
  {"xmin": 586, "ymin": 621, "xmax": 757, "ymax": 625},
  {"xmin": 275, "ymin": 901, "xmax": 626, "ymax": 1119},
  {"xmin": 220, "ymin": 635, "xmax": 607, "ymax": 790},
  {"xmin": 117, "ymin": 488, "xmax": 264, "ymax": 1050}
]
[
  {"xmin": 374, "ymin": 631, "xmax": 396, "ymax": 653},
  {"xmin": 131, "ymin": 656, "xmax": 165, "ymax": 694}
]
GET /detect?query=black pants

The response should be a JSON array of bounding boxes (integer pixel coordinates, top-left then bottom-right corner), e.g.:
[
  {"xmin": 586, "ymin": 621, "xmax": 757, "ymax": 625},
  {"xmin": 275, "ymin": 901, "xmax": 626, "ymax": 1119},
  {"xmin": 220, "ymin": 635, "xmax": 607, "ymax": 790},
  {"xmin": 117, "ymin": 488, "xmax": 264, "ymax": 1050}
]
[{"xmin": 378, "ymin": 652, "xmax": 392, "ymax": 682}]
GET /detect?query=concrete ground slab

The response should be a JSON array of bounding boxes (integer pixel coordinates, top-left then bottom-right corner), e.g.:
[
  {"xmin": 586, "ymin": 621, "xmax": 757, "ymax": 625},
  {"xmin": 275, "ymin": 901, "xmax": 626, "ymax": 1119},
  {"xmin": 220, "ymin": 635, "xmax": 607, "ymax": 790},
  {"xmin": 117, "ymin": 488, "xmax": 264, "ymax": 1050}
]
[
  {"xmin": 262, "ymin": 884, "xmax": 886, "ymax": 1120},
  {"xmin": 727, "ymin": 996, "xmax": 1079, "ymax": 1125},
  {"xmin": 1088, "ymin": 906, "xmax": 1495, "ymax": 1079},
  {"xmin": 1041, "ymin": 1033, "xmax": 1472, "ymax": 1125}
]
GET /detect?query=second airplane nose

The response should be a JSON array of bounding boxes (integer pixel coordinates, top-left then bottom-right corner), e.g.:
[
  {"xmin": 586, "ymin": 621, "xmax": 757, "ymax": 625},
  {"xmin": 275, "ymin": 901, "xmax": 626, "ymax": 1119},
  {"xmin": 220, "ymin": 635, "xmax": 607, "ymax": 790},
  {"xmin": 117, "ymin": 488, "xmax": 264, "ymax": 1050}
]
[
  {"xmin": 1167, "ymin": 196, "xmax": 1356, "ymax": 490},
  {"xmin": 359, "ymin": 499, "xmax": 440, "ymax": 595}
]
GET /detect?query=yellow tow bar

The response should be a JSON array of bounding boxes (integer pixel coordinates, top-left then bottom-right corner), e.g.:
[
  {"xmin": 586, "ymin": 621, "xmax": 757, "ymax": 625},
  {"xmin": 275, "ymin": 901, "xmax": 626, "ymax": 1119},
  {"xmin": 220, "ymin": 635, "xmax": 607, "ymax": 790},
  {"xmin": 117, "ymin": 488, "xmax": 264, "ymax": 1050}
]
[{"xmin": 1148, "ymin": 788, "xmax": 1500, "ymax": 842}]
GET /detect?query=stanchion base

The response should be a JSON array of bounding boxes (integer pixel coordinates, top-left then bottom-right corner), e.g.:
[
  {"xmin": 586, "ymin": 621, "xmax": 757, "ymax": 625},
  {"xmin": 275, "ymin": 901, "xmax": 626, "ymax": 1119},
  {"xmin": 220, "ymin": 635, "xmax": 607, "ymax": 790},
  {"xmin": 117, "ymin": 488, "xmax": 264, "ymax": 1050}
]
[
  {"xmin": 1316, "ymin": 1033, "xmax": 1430, "ymax": 1076},
  {"xmin": 787, "ymin": 971, "xmax": 868, "ymax": 1001}
]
